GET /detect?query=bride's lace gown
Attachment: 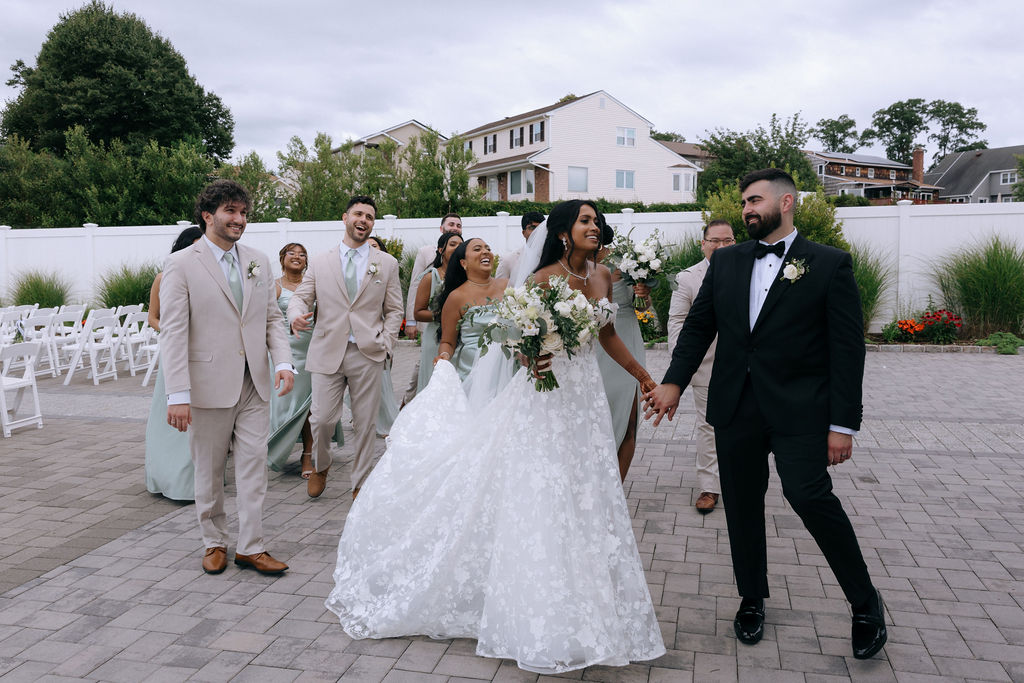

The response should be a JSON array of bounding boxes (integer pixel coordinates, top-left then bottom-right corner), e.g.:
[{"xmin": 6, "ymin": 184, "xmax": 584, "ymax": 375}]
[{"xmin": 325, "ymin": 305, "xmax": 665, "ymax": 674}]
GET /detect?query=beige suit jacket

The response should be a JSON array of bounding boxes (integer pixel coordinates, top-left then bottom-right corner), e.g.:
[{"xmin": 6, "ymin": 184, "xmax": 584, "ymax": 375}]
[
  {"xmin": 160, "ymin": 239, "xmax": 292, "ymax": 408},
  {"xmin": 667, "ymin": 259, "xmax": 717, "ymax": 387},
  {"xmin": 288, "ymin": 245, "xmax": 404, "ymax": 374}
]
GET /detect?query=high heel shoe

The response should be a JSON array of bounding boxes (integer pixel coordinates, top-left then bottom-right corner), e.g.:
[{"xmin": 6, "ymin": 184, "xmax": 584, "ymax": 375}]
[{"xmin": 300, "ymin": 451, "xmax": 313, "ymax": 479}]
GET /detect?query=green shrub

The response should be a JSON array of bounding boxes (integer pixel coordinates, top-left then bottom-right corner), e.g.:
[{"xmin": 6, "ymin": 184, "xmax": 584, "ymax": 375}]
[
  {"xmin": 650, "ymin": 237, "xmax": 704, "ymax": 336},
  {"xmin": 10, "ymin": 270, "xmax": 71, "ymax": 307},
  {"xmin": 850, "ymin": 242, "xmax": 892, "ymax": 332},
  {"xmin": 976, "ymin": 332, "xmax": 1024, "ymax": 354},
  {"xmin": 96, "ymin": 263, "xmax": 160, "ymax": 309},
  {"xmin": 398, "ymin": 245, "xmax": 417, "ymax": 310},
  {"xmin": 830, "ymin": 194, "xmax": 871, "ymax": 207},
  {"xmin": 932, "ymin": 236, "xmax": 1024, "ymax": 337}
]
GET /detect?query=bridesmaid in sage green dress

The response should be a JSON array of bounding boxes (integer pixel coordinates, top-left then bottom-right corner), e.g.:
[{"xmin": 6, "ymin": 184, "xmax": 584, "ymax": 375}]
[
  {"xmin": 267, "ymin": 243, "xmax": 343, "ymax": 475},
  {"xmin": 145, "ymin": 226, "xmax": 203, "ymax": 501},
  {"xmin": 434, "ymin": 238, "xmax": 508, "ymax": 382},
  {"xmin": 413, "ymin": 232, "xmax": 462, "ymax": 390}
]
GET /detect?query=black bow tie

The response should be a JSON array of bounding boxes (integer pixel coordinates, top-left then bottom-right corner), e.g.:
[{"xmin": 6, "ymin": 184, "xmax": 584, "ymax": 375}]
[{"xmin": 754, "ymin": 241, "xmax": 785, "ymax": 259}]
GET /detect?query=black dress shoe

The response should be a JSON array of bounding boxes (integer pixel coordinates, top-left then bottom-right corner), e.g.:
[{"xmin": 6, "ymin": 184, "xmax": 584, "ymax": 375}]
[
  {"xmin": 852, "ymin": 588, "xmax": 887, "ymax": 659},
  {"xmin": 734, "ymin": 598, "xmax": 765, "ymax": 645}
]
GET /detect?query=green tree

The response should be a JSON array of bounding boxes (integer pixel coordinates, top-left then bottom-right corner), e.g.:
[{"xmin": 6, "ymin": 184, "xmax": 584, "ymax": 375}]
[
  {"xmin": 440, "ymin": 134, "xmax": 482, "ymax": 214},
  {"xmin": 810, "ymin": 114, "xmax": 861, "ymax": 153},
  {"xmin": 0, "ymin": 136, "xmax": 77, "ymax": 228},
  {"xmin": 1014, "ymin": 155, "xmax": 1024, "ymax": 202},
  {"xmin": 358, "ymin": 138, "xmax": 406, "ymax": 216},
  {"xmin": 218, "ymin": 151, "xmax": 288, "ymax": 223},
  {"xmin": 277, "ymin": 133, "xmax": 358, "ymax": 221},
  {"xmin": 697, "ymin": 113, "xmax": 819, "ymax": 199},
  {"xmin": 1, "ymin": 1, "xmax": 233, "ymax": 160},
  {"xmin": 861, "ymin": 99, "xmax": 928, "ymax": 165},
  {"xmin": 651, "ymin": 130, "xmax": 686, "ymax": 142},
  {"xmin": 926, "ymin": 99, "xmax": 987, "ymax": 161}
]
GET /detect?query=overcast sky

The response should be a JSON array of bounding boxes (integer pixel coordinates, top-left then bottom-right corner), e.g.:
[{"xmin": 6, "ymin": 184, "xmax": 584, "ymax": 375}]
[{"xmin": 3, "ymin": 0, "xmax": 1021, "ymax": 169}]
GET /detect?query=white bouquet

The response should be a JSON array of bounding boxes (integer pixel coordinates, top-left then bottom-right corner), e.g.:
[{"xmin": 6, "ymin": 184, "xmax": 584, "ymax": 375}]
[
  {"xmin": 470, "ymin": 275, "xmax": 612, "ymax": 391},
  {"xmin": 603, "ymin": 228, "xmax": 676, "ymax": 307}
]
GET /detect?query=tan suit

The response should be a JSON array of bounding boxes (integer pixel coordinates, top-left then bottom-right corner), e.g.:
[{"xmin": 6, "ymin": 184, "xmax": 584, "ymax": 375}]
[
  {"xmin": 668, "ymin": 260, "xmax": 720, "ymax": 494},
  {"xmin": 288, "ymin": 245, "xmax": 403, "ymax": 490},
  {"xmin": 160, "ymin": 239, "xmax": 291, "ymax": 555}
]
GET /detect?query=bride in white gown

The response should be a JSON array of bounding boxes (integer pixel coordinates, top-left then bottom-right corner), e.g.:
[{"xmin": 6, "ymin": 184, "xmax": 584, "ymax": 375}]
[{"xmin": 325, "ymin": 200, "xmax": 666, "ymax": 674}]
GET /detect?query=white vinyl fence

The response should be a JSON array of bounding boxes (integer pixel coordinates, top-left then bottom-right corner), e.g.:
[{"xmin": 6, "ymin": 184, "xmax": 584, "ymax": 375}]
[{"xmin": 2, "ymin": 202, "xmax": 1022, "ymax": 330}]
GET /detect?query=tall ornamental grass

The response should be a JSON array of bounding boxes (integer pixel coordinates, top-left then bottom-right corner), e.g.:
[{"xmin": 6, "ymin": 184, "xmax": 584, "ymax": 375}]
[
  {"xmin": 849, "ymin": 242, "xmax": 892, "ymax": 333},
  {"xmin": 96, "ymin": 263, "xmax": 160, "ymax": 309},
  {"xmin": 932, "ymin": 236, "xmax": 1024, "ymax": 337},
  {"xmin": 10, "ymin": 270, "xmax": 71, "ymax": 308}
]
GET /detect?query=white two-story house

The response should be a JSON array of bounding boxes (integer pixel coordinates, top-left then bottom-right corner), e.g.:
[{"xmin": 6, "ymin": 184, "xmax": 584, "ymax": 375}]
[{"xmin": 459, "ymin": 91, "xmax": 700, "ymax": 204}]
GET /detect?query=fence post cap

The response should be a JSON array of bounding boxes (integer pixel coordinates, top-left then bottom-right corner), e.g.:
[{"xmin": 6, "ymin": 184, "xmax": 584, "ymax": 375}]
[
  {"xmin": 496, "ymin": 211, "xmax": 510, "ymax": 217},
  {"xmin": 83, "ymin": 223, "xmax": 98, "ymax": 228},
  {"xmin": 896, "ymin": 200, "xmax": 914, "ymax": 206},
  {"xmin": 276, "ymin": 217, "xmax": 292, "ymax": 223},
  {"xmin": 0, "ymin": 225, "xmax": 11, "ymax": 231},
  {"xmin": 175, "ymin": 220, "xmax": 192, "ymax": 227},
  {"xmin": 621, "ymin": 208, "xmax": 635, "ymax": 214},
  {"xmin": 383, "ymin": 214, "xmax": 397, "ymax": 220}
]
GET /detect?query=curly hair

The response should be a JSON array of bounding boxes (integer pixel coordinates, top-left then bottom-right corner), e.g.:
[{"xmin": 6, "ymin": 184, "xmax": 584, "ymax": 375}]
[{"xmin": 193, "ymin": 179, "xmax": 251, "ymax": 228}]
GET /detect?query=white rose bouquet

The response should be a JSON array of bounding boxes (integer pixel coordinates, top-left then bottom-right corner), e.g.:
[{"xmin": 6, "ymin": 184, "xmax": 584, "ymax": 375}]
[
  {"xmin": 602, "ymin": 228, "xmax": 676, "ymax": 308},
  {"xmin": 470, "ymin": 275, "xmax": 611, "ymax": 392}
]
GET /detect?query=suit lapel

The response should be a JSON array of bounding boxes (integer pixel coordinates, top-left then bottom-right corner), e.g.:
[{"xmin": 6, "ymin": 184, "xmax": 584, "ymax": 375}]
[
  {"xmin": 351, "ymin": 255, "xmax": 380, "ymax": 304},
  {"xmin": 329, "ymin": 246, "xmax": 351, "ymax": 303},
  {"xmin": 751, "ymin": 233, "xmax": 806, "ymax": 334},
  {"xmin": 195, "ymin": 241, "xmax": 240, "ymax": 314},
  {"xmin": 734, "ymin": 242, "xmax": 755, "ymax": 336}
]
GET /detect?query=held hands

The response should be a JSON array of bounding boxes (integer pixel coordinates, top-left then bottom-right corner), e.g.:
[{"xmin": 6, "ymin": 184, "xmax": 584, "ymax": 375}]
[
  {"xmin": 433, "ymin": 351, "xmax": 450, "ymax": 366},
  {"xmin": 642, "ymin": 383, "xmax": 682, "ymax": 426},
  {"xmin": 167, "ymin": 404, "xmax": 191, "ymax": 432},
  {"xmin": 827, "ymin": 431, "xmax": 854, "ymax": 466},
  {"xmin": 291, "ymin": 311, "xmax": 313, "ymax": 334},
  {"xmin": 275, "ymin": 370, "xmax": 294, "ymax": 397}
]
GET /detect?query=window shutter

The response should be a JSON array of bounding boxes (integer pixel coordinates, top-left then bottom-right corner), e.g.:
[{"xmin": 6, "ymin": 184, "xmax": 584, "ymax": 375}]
[
  {"xmin": 520, "ymin": 127, "xmax": 524, "ymax": 145},
  {"xmin": 510, "ymin": 130, "xmax": 514, "ymax": 147},
  {"xmin": 529, "ymin": 125, "xmax": 534, "ymax": 144},
  {"xmin": 540, "ymin": 121, "xmax": 544, "ymax": 141}
]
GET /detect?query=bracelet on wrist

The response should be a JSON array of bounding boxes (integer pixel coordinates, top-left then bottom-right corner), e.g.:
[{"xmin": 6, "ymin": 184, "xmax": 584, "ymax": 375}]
[{"xmin": 438, "ymin": 351, "xmax": 451, "ymax": 360}]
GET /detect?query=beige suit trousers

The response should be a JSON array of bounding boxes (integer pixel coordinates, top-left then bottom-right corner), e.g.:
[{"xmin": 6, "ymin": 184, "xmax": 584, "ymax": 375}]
[
  {"xmin": 691, "ymin": 384, "xmax": 720, "ymax": 495},
  {"xmin": 310, "ymin": 341, "xmax": 384, "ymax": 490},
  {"xmin": 189, "ymin": 370, "xmax": 269, "ymax": 556}
]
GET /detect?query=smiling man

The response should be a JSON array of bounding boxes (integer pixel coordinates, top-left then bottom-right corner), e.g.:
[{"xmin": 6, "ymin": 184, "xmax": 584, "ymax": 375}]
[
  {"xmin": 288, "ymin": 195, "xmax": 404, "ymax": 500},
  {"xmin": 645, "ymin": 169, "xmax": 886, "ymax": 660},
  {"xmin": 160, "ymin": 179, "xmax": 295, "ymax": 576}
]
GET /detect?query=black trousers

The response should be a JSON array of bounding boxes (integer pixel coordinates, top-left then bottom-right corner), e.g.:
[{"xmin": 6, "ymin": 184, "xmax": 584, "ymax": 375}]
[{"xmin": 715, "ymin": 377, "xmax": 873, "ymax": 606}]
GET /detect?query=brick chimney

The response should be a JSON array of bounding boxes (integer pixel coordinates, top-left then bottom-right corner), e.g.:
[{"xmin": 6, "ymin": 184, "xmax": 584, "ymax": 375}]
[{"xmin": 912, "ymin": 147, "xmax": 924, "ymax": 183}]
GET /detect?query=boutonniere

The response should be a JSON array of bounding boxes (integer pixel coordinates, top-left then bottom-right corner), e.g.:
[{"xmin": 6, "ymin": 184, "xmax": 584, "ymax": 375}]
[
  {"xmin": 368, "ymin": 262, "xmax": 379, "ymax": 276},
  {"xmin": 780, "ymin": 258, "xmax": 808, "ymax": 283},
  {"xmin": 247, "ymin": 260, "xmax": 261, "ymax": 279}
]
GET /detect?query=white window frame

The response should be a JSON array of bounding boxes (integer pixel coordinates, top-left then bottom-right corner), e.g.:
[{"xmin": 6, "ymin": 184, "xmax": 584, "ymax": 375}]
[
  {"xmin": 510, "ymin": 127, "xmax": 524, "ymax": 149},
  {"xmin": 672, "ymin": 174, "xmax": 681, "ymax": 192},
  {"xmin": 841, "ymin": 166, "xmax": 846, "ymax": 176},
  {"xmin": 568, "ymin": 166, "xmax": 588, "ymax": 192},
  {"xmin": 509, "ymin": 170, "xmax": 522, "ymax": 195},
  {"xmin": 1001, "ymin": 171, "xmax": 1018, "ymax": 184},
  {"xmin": 889, "ymin": 169, "xmax": 896, "ymax": 180},
  {"xmin": 615, "ymin": 170, "xmax": 635, "ymax": 189},
  {"xmin": 486, "ymin": 176, "xmax": 498, "ymax": 200},
  {"xmin": 525, "ymin": 168, "xmax": 535, "ymax": 194},
  {"xmin": 1002, "ymin": 196, "xmax": 1014, "ymax": 203},
  {"xmin": 616, "ymin": 127, "xmax": 636, "ymax": 148},
  {"xmin": 979, "ymin": 197, "xmax": 988, "ymax": 203},
  {"xmin": 817, "ymin": 164, "xmax": 825, "ymax": 175},
  {"xmin": 855, "ymin": 167, "xmax": 861, "ymax": 177},
  {"xmin": 685, "ymin": 174, "xmax": 695, "ymax": 191},
  {"xmin": 483, "ymin": 135, "xmax": 496, "ymax": 154},
  {"xmin": 868, "ymin": 168, "xmax": 875, "ymax": 179},
  {"xmin": 530, "ymin": 121, "xmax": 544, "ymax": 144}
]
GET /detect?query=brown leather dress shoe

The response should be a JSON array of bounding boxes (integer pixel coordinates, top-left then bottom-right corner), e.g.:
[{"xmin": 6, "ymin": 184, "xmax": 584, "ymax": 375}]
[
  {"xmin": 202, "ymin": 546, "xmax": 227, "ymax": 574},
  {"xmin": 308, "ymin": 467, "xmax": 329, "ymax": 498},
  {"xmin": 695, "ymin": 492, "xmax": 719, "ymax": 514},
  {"xmin": 234, "ymin": 551, "xmax": 288, "ymax": 575},
  {"xmin": 352, "ymin": 487, "xmax": 360, "ymax": 500}
]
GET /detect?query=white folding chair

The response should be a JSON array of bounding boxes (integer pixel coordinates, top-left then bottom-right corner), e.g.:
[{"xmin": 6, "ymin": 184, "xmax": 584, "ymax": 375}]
[
  {"xmin": 62, "ymin": 314, "xmax": 120, "ymax": 385},
  {"xmin": 0, "ymin": 310, "xmax": 22, "ymax": 345},
  {"xmin": 116, "ymin": 303, "xmax": 144, "ymax": 318},
  {"xmin": 121, "ymin": 312, "xmax": 154, "ymax": 376},
  {"xmin": 11, "ymin": 304, "xmax": 38, "ymax": 318},
  {"xmin": 20, "ymin": 313, "xmax": 59, "ymax": 377},
  {"xmin": 59, "ymin": 304, "xmax": 86, "ymax": 316},
  {"xmin": 140, "ymin": 334, "xmax": 161, "ymax": 387},
  {"xmin": 34, "ymin": 307, "xmax": 59, "ymax": 317},
  {"xmin": 0, "ymin": 342, "xmax": 44, "ymax": 437}
]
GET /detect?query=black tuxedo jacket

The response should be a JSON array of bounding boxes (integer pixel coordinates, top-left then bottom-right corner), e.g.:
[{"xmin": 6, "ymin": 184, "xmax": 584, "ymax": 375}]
[{"xmin": 663, "ymin": 234, "xmax": 865, "ymax": 434}]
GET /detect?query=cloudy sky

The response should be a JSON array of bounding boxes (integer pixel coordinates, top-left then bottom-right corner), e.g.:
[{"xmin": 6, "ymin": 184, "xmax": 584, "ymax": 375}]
[{"xmin": 2, "ymin": 0, "xmax": 1021, "ymax": 169}]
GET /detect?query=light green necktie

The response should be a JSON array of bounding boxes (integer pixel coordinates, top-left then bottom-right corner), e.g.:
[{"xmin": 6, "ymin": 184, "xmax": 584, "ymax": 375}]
[
  {"xmin": 344, "ymin": 249, "xmax": 359, "ymax": 301},
  {"xmin": 224, "ymin": 252, "xmax": 244, "ymax": 310}
]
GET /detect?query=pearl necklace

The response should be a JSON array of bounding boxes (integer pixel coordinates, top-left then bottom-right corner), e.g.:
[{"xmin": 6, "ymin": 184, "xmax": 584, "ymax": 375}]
[{"xmin": 558, "ymin": 259, "xmax": 590, "ymax": 284}]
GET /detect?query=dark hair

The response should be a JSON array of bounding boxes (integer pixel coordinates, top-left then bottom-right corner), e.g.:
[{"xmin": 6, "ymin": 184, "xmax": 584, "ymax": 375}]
[
  {"xmin": 535, "ymin": 200, "xmax": 600, "ymax": 272},
  {"xmin": 703, "ymin": 219, "xmax": 734, "ymax": 237},
  {"xmin": 278, "ymin": 242, "xmax": 307, "ymax": 269},
  {"xmin": 440, "ymin": 212, "xmax": 461, "ymax": 227},
  {"xmin": 432, "ymin": 231, "xmax": 463, "ymax": 268},
  {"xmin": 521, "ymin": 211, "xmax": 544, "ymax": 229},
  {"xmin": 739, "ymin": 168, "xmax": 797, "ymax": 196},
  {"xmin": 596, "ymin": 209, "xmax": 614, "ymax": 246},
  {"xmin": 432, "ymin": 237, "xmax": 481, "ymax": 340},
  {"xmin": 193, "ymin": 179, "xmax": 251, "ymax": 229},
  {"xmin": 171, "ymin": 226, "xmax": 203, "ymax": 253},
  {"xmin": 346, "ymin": 195, "xmax": 377, "ymax": 214},
  {"xmin": 368, "ymin": 235, "xmax": 388, "ymax": 254}
]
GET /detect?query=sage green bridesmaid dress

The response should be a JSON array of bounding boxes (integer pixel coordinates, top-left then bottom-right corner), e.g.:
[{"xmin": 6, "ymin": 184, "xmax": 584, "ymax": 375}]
[
  {"xmin": 596, "ymin": 279, "xmax": 646, "ymax": 448},
  {"xmin": 144, "ymin": 365, "xmax": 194, "ymax": 501}
]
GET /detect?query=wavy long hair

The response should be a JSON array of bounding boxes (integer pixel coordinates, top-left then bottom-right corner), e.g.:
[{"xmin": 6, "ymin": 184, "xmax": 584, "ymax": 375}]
[
  {"xmin": 534, "ymin": 199, "xmax": 604, "ymax": 272},
  {"xmin": 432, "ymin": 231, "xmax": 463, "ymax": 269},
  {"xmin": 432, "ymin": 237, "xmax": 482, "ymax": 341}
]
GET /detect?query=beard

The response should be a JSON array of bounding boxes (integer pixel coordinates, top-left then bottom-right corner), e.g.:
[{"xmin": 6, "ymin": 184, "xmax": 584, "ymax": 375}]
[{"xmin": 745, "ymin": 207, "xmax": 781, "ymax": 241}]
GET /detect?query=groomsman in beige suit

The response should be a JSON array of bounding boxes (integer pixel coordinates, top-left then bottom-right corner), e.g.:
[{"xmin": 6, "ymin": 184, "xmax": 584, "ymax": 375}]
[
  {"xmin": 289, "ymin": 195, "xmax": 404, "ymax": 499},
  {"xmin": 667, "ymin": 219, "xmax": 735, "ymax": 514},
  {"xmin": 161, "ymin": 179, "xmax": 294, "ymax": 575}
]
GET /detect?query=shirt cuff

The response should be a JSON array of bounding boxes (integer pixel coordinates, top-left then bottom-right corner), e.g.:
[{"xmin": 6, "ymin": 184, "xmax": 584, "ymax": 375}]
[
  {"xmin": 274, "ymin": 363, "xmax": 295, "ymax": 374},
  {"xmin": 168, "ymin": 390, "xmax": 190, "ymax": 405},
  {"xmin": 829, "ymin": 424, "xmax": 856, "ymax": 436}
]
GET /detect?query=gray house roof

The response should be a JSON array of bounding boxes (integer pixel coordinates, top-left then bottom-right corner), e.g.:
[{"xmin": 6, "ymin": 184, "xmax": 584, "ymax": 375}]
[
  {"xmin": 806, "ymin": 150, "xmax": 911, "ymax": 169},
  {"xmin": 924, "ymin": 145, "xmax": 1024, "ymax": 197}
]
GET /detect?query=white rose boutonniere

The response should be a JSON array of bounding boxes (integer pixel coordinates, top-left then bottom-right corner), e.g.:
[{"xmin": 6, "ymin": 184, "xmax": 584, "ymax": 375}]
[
  {"xmin": 368, "ymin": 262, "xmax": 379, "ymax": 276},
  {"xmin": 247, "ymin": 260, "xmax": 261, "ymax": 279},
  {"xmin": 780, "ymin": 258, "xmax": 808, "ymax": 283}
]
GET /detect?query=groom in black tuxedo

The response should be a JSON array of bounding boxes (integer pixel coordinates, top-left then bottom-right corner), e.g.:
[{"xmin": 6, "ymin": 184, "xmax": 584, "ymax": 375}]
[{"xmin": 644, "ymin": 168, "xmax": 886, "ymax": 660}]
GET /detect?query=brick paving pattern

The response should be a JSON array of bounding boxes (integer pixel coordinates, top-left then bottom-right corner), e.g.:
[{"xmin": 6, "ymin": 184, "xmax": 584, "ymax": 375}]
[{"xmin": 0, "ymin": 344, "xmax": 1021, "ymax": 682}]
